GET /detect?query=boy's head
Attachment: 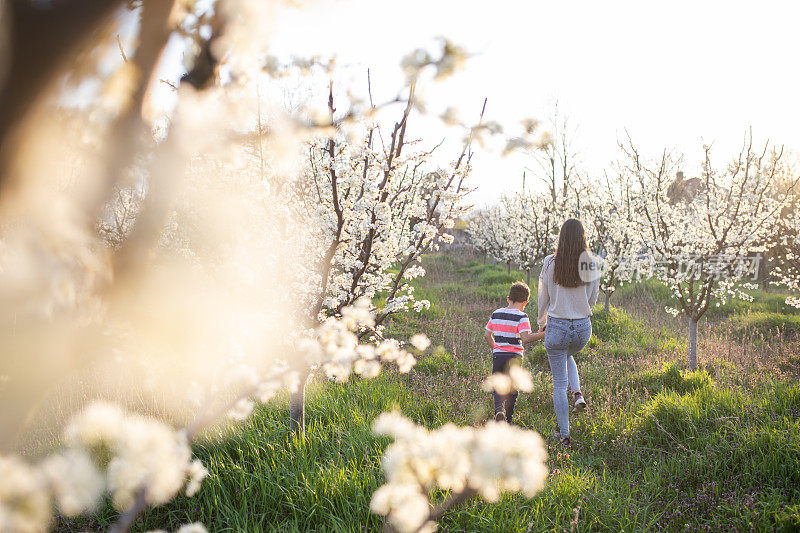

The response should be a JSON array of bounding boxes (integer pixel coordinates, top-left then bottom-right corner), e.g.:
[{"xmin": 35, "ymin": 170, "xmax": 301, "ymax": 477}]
[{"xmin": 507, "ymin": 281, "xmax": 530, "ymax": 306}]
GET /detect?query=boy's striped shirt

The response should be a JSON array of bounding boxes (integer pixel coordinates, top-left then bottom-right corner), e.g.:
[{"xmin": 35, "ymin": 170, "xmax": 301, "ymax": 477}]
[{"xmin": 485, "ymin": 307, "xmax": 532, "ymax": 355}]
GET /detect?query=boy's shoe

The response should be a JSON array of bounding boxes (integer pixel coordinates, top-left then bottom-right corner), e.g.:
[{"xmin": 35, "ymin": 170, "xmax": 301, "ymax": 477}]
[
  {"xmin": 495, "ymin": 411, "xmax": 506, "ymax": 423},
  {"xmin": 572, "ymin": 391, "xmax": 587, "ymax": 413}
]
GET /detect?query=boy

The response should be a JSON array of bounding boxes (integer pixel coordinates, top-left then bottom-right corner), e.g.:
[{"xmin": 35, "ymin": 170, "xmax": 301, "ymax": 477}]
[{"xmin": 484, "ymin": 281, "xmax": 544, "ymax": 423}]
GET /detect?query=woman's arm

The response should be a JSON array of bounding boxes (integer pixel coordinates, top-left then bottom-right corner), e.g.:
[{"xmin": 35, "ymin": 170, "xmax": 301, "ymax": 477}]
[
  {"xmin": 537, "ymin": 260, "xmax": 551, "ymax": 327},
  {"xmin": 588, "ymin": 277, "xmax": 599, "ymax": 308}
]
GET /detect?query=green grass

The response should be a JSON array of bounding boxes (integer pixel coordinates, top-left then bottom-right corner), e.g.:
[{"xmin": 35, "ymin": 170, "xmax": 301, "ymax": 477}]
[
  {"xmin": 724, "ymin": 311, "xmax": 800, "ymax": 340},
  {"xmin": 60, "ymin": 254, "xmax": 800, "ymax": 532}
]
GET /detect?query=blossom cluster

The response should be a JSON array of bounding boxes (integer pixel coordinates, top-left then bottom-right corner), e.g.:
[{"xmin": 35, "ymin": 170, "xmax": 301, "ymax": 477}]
[
  {"xmin": 481, "ymin": 365, "xmax": 535, "ymax": 395},
  {"xmin": 300, "ymin": 129, "xmax": 470, "ymax": 320},
  {"xmin": 218, "ymin": 300, "xmax": 425, "ymax": 423},
  {"xmin": 0, "ymin": 403, "xmax": 208, "ymax": 533},
  {"xmin": 303, "ymin": 299, "xmax": 423, "ymax": 381},
  {"xmin": 370, "ymin": 412, "xmax": 548, "ymax": 532},
  {"xmin": 582, "ymin": 175, "xmax": 643, "ymax": 300}
]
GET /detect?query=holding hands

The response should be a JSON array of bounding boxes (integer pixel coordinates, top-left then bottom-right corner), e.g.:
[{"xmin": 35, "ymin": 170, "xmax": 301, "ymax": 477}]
[{"xmin": 521, "ymin": 324, "xmax": 545, "ymax": 344}]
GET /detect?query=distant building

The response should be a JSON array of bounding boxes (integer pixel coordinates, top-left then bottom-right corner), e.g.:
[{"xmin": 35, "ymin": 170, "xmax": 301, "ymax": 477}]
[
  {"xmin": 667, "ymin": 171, "xmax": 706, "ymax": 205},
  {"xmin": 443, "ymin": 228, "xmax": 471, "ymax": 250}
]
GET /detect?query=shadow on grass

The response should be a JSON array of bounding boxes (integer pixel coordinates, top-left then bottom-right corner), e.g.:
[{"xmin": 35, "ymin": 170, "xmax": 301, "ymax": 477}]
[{"xmin": 626, "ymin": 362, "xmax": 712, "ymax": 396}]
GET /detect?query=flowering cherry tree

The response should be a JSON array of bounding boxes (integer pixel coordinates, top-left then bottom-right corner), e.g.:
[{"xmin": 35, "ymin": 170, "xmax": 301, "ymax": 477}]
[
  {"xmin": 279, "ymin": 77, "xmax": 480, "ymax": 432},
  {"xmin": 622, "ymin": 134, "xmax": 791, "ymax": 369},
  {"xmin": 467, "ymin": 203, "xmax": 520, "ymax": 274},
  {"xmin": 301, "ymin": 86, "xmax": 473, "ymax": 320},
  {"xmin": 513, "ymin": 192, "xmax": 561, "ymax": 285},
  {"xmin": 468, "ymin": 191, "xmax": 568, "ymax": 285},
  {"xmin": 583, "ymin": 174, "xmax": 642, "ymax": 312},
  {"xmin": 772, "ymin": 204, "xmax": 800, "ymax": 308}
]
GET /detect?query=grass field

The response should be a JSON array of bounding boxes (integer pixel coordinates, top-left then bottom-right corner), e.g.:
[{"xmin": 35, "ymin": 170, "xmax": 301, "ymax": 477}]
[{"xmin": 60, "ymin": 253, "xmax": 800, "ymax": 532}]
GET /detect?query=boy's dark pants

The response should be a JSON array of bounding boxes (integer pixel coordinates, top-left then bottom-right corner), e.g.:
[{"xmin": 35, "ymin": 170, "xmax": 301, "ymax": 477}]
[{"xmin": 492, "ymin": 352, "xmax": 520, "ymax": 422}]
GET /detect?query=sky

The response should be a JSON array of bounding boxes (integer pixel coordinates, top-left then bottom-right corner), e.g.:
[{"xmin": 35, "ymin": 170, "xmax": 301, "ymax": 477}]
[
  {"xmin": 261, "ymin": 0, "xmax": 800, "ymax": 205},
  {"xmin": 119, "ymin": 0, "xmax": 800, "ymax": 206}
]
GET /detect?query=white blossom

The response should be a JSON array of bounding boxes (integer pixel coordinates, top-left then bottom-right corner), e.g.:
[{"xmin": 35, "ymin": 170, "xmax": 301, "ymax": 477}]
[
  {"xmin": 370, "ymin": 483, "xmax": 433, "ymax": 533},
  {"xmin": 370, "ymin": 413, "xmax": 548, "ymax": 531},
  {"xmin": 63, "ymin": 402, "xmax": 198, "ymax": 511},
  {"xmin": 63, "ymin": 401, "xmax": 126, "ymax": 459},
  {"xmin": 105, "ymin": 420, "xmax": 191, "ymax": 511},
  {"xmin": 481, "ymin": 365, "xmax": 534, "ymax": 394},
  {"xmin": 0, "ymin": 455, "xmax": 51, "ymax": 533},
  {"xmin": 227, "ymin": 398, "xmax": 256, "ymax": 422},
  {"xmin": 175, "ymin": 522, "xmax": 209, "ymax": 533},
  {"xmin": 409, "ymin": 334, "xmax": 431, "ymax": 351},
  {"xmin": 40, "ymin": 449, "xmax": 105, "ymax": 516},
  {"xmin": 185, "ymin": 459, "xmax": 209, "ymax": 498},
  {"xmin": 772, "ymin": 205, "xmax": 800, "ymax": 306}
]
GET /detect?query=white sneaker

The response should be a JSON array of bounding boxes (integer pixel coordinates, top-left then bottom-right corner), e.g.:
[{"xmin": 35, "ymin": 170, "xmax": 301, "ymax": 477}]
[{"xmin": 573, "ymin": 392, "xmax": 587, "ymax": 412}]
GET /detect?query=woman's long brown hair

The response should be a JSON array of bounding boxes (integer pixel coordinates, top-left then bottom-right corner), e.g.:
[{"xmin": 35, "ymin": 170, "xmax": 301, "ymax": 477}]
[{"xmin": 553, "ymin": 218, "xmax": 588, "ymax": 287}]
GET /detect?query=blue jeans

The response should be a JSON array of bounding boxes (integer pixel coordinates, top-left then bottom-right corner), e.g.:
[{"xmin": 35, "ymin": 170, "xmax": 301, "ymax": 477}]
[{"xmin": 544, "ymin": 316, "xmax": 592, "ymax": 437}]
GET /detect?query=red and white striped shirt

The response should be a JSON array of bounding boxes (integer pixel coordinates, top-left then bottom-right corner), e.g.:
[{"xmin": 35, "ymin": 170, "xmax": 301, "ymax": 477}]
[{"xmin": 485, "ymin": 307, "xmax": 532, "ymax": 355}]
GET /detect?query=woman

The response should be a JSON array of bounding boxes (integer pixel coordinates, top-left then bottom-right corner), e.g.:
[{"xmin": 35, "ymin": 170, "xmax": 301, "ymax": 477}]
[{"xmin": 537, "ymin": 218, "xmax": 599, "ymax": 445}]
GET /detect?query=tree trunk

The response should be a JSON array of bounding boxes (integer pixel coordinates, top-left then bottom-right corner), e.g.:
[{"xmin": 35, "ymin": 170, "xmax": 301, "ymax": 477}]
[
  {"xmin": 604, "ymin": 290, "xmax": 611, "ymax": 313},
  {"xmin": 688, "ymin": 317, "xmax": 698, "ymax": 370},
  {"xmin": 526, "ymin": 268, "xmax": 531, "ymax": 287},
  {"xmin": 506, "ymin": 261, "xmax": 511, "ymax": 275},
  {"xmin": 758, "ymin": 255, "xmax": 770, "ymax": 291},
  {"xmin": 289, "ymin": 377, "xmax": 306, "ymax": 434}
]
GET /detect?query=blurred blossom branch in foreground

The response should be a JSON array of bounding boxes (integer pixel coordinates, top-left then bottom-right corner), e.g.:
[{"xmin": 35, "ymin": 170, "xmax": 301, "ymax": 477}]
[
  {"xmin": 370, "ymin": 410, "xmax": 548, "ymax": 533},
  {"xmin": 0, "ymin": 0, "xmax": 554, "ymax": 531}
]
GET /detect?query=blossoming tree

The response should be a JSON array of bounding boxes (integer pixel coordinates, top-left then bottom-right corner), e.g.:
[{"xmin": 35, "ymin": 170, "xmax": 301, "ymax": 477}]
[
  {"xmin": 772, "ymin": 203, "xmax": 800, "ymax": 308},
  {"xmin": 513, "ymin": 191, "xmax": 562, "ymax": 285},
  {"xmin": 468, "ymin": 189, "xmax": 578, "ymax": 286},
  {"xmin": 622, "ymin": 134, "xmax": 791, "ymax": 369},
  {"xmin": 276, "ymin": 76, "xmax": 480, "ymax": 432},
  {"xmin": 466, "ymin": 203, "xmax": 520, "ymax": 274},
  {"xmin": 583, "ymin": 173, "xmax": 642, "ymax": 312}
]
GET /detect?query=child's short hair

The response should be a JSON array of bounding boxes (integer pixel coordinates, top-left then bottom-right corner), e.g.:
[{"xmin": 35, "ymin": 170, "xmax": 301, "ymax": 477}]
[{"xmin": 508, "ymin": 281, "xmax": 530, "ymax": 303}]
